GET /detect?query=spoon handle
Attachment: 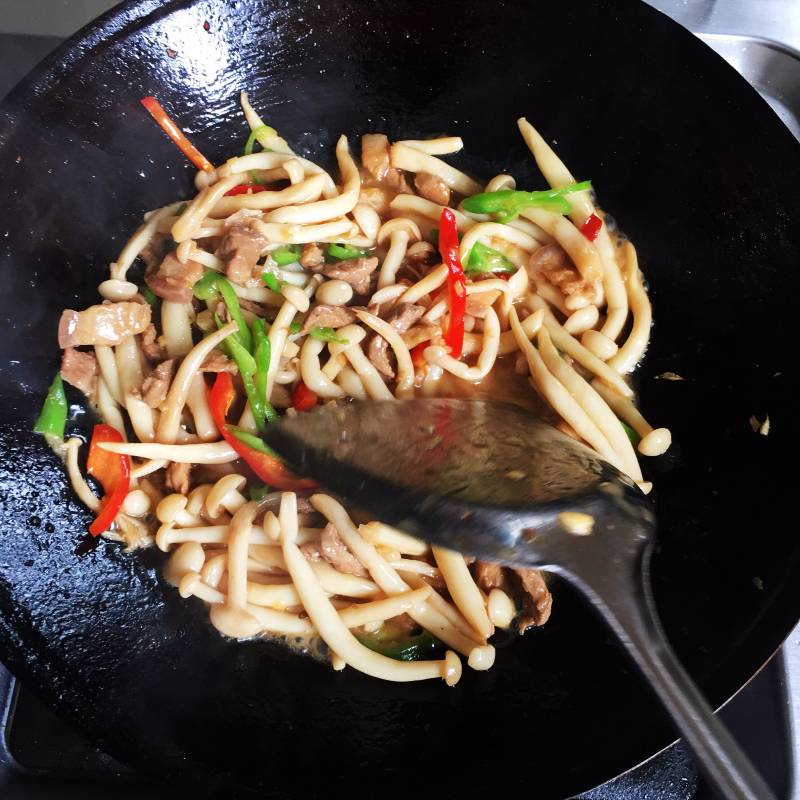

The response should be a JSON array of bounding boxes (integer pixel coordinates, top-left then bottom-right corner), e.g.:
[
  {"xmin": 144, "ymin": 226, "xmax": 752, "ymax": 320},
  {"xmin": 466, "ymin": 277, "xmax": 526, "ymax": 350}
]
[{"xmin": 572, "ymin": 546, "xmax": 776, "ymax": 800}]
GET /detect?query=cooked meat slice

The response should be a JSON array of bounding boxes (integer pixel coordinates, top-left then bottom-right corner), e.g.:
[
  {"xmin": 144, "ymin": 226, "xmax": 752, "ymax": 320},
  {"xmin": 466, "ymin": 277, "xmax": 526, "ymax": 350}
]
[
  {"xmin": 400, "ymin": 322, "xmax": 440, "ymax": 351},
  {"xmin": 300, "ymin": 304, "xmax": 356, "ymax": 335},
  {"xmin": 361, "ymin": 133, "xmax": 412, "ymax": 192},
  {"xmin": 465, "ymin": 289, "xmax": 501, "ymax": 318},
  {"xmin": 138, "ymin": 233, "xmax": 168, "ymax": 270},
  {"xmin": 361, "ymin": 133, "xmax": 392, "ymax": 181},
  {"xmin": 140, "ymin": 323, "xmax": 167, "ymax": 364},
  {"xmin": 474, "ymin": 561, "xmax": 504, "ymax": 592},
  {"xmin": 60, "ymin": 347, "xmax": 98, "ymax": 399},
  {"xmin": 529, "ymin": 243, "xmax": 594, "ymax": 307},
  {"xmin": 59, "ymin": 302, "xmax": 151, "ymax": 348},
  {"xmin": 398, "ymin": 240, "xmax": 438, "ymax": 282},
  {"xmin": 145, "ymin": 252, "xmax": 203, "ymax": 304},
  {"xmin": 515, "ymin": 568, "xmax": 553, "ymax": 632},
  {"xmin": 406, "ymin": 240, "xmax": 437, "ymax": 265},
  {"xmin": 384, "ymin": 167, "xmax": 412, "ymax": 194},
  {"xmin": 321, "ymin": 257, "xmax": 379, "ymax": 295},
  {"xmin": 300, "ymin": 539, "xmax": 322, "ymax": 561},
  {"xmin": 140, "ymin": 358, "xmax": 175, "ymax": 409},
  {"xmin": 367, "ymin": 303, "xmax": 425, "ymax": 379},
  {"xmin": 367, "ymin": 336, "xmax": 395, "ymax": 379},
  {"xmin": 165, "ymin": 461, "xmax": 191, "ymax": 495},
  {"xmin": 199, "ymin": 351, "xmax": 238, "ymax": 374},
  {"xmin": 414, "ymin": 171, "xmax": 451, "ymax": 206},
  {"xmin": 359, "ymin": 186, "xmax": 392, "ymax": 216},
  {"xmin": 319, "ymin": 523, "xmax": 368, "ymax": 577},
  {"xmin": 237, "ymin": 297, "xmax": 269, "ymax": 317},
  {"xmin": 216, "ymin": 222, "xmax": 268, "ymax": 286},
  {"xmin": 299, "ymin": 243, "xmax": 324, "ymax": 269}
]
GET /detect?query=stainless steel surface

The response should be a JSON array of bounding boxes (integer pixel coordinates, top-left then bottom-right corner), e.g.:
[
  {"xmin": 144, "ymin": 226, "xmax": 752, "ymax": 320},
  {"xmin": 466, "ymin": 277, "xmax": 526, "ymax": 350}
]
[{"xmin": 781, "ymin": 628, "xmax": 800, "ymax": 800}]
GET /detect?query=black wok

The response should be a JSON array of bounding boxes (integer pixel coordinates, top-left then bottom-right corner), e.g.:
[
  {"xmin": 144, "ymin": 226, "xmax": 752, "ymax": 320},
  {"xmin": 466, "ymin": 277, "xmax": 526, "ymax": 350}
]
[{"xmin": 0, "ymin": 1, "xmax": 798, "ymax": 797}]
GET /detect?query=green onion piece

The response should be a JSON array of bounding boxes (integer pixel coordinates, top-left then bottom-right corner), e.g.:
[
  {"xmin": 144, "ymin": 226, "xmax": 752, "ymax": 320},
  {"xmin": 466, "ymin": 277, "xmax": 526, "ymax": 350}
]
[
  {"xmin": 465, "ymin": 241, "xmax": 516, "ymax": 274},
  {"xmin": 461, "ymin": 181, "xmax": 592, "ymax": 222},
  {"xmin": 228, "ymin": 425, "xmax": 277, "ymax": 456},
  {"xmin": 33, "ymin": 373, "xmax": 68, "ymax": 439},
  {"xmin": 270, "ymin": 245, "xmax": 302, "ymax": 267},
  {"xmin": 620, "ymin": 419, "xmax": 641, "ymax": 446},
  {"xmin": 326, "ymin": 242, "xmax": 367, "ymax": 261},
  {"xmin": 289, "ymin": 321, "xmax": 301, "ymax": 335},
  {"xmin": 261, "ymin": 272, "xmax": 283, "ymax": 294},
  {"xmin": 355, "ymin": 629, "xmax": 442, "ymax": 662},
  {"xmin": 248, "ymin": 482, "xmax": 270, "ymax": 502},
  {"xmin": 252, "ymin": 317, "xmax": 279, "ymax": 425},
  {"xmin": 309, "ymin": 326, "xmax": 349, "ymax": 345},
  {"xmin": 175, "ymin": 202, "xmax": 188, "ymax": 216},
  {"xmin": 244, "ymin": 124, "xmax": 277, "ymax": 156},
  {"xmin": 193, "ymin": 271, "xmax": 252, "ymax": 352}
]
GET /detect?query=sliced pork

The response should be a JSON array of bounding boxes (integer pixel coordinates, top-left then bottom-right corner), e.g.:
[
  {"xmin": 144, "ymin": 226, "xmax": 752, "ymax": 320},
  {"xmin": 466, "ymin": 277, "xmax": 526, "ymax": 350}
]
[
  {"xmin": 60, "ymin": 347, "xmax": 98, "ymax": 399},
  {"xmin": 145, "ymin": 252, "xmax": 203, "ymax": 304},
  {"xmin": 59, "ymin": 302, "xmax": 151, "ymax": 348}
]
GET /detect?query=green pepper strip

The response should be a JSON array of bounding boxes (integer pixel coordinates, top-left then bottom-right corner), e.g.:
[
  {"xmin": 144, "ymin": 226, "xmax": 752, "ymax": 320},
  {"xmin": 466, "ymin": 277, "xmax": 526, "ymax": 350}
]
[
  {"xmin": 244, "ymin": 124, "xmax": 277, "ymax": 155},
  {"xmin": 252, "ymin": 318, "xmax": 279, "ymax": 425},
  {"xmin": 465, "ymin": 241, "xmax": 516, "ymax": 274},
  {"xmin": 309, "ymin": 326, "xmax": 349, "ymax": 345},
  {"xmin": 270, "ymin": 245, "xmax": 301, "ymax": 267},
  {"xmin": 34, "ymin": 373, "xmax": 68, "ymax": 438},
  {"xmin": 620, "ymin": 419, "xmax": 641, "ymax": 446},
  {"xmin": 289, "ymin": 321, "xmax": 301, "ymax": 335},
  {"xmin": 194, "ymin": 271, "xmax": 252, "ymax": 352},
  {"xmin": 142, "ymin": 286, "xmax": 161, "ymax": 313},
  {"xmin": 261, "ymin": 272, "xmax": 283, "ymax": 294},
  {"xmin": 249, "ymin": 482, "xmax": 270, "ymax": 502},
  {"xmin": 326, "ymin": 242, "xmax": 367, "ymax": 261},
  {"xmin": 355, "ymin": 630, "xmax": 442, "ymax": 662},
  {"xmin": 213, "ymin": 315, "xmax": 265, "ymax": 432},
  {"xmin": 244, "ymin": 124, "xmax": 277, "ymax": 185},
  {"xmin": 461, "ymin": 180, "xmax": 593, "ymax": 222},
  {"xmin": 228, "ymin": 425, "xmax": 279, "ymax": 456}
]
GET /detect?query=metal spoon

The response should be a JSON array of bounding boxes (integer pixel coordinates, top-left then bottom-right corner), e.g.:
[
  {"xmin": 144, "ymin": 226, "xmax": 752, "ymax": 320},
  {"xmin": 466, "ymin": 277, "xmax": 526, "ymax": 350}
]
[{"xmin": 263, "ymin": 398, "xmax": 775, "ymax": 800}]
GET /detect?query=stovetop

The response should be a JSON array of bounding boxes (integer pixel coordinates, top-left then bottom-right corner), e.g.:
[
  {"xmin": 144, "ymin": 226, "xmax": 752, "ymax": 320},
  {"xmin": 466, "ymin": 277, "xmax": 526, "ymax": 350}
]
[{"xmin": 0, "ymin": 1, "xmax": 798, "ymax": 798}]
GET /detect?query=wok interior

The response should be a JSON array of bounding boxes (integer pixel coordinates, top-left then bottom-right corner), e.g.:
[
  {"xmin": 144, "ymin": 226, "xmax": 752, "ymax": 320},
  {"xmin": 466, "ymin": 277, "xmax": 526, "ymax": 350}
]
[{"xmin": 0, "ymin": 0, "xmax": 798, "ymax": 796}]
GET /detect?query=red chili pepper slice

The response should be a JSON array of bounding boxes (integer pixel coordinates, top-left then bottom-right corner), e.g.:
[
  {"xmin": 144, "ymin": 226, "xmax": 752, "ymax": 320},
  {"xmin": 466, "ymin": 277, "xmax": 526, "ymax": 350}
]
[
  {"xmin": 291, "ymin": 381, "xmax": 318, "ymax": 412},
  {"xmin": 580, "ymin": 213, "xmax": 603, "ymax": 242},
  {"xmin": 208, "ymin": 373, "xmax": 314, "ymax": 490},
  {"xmin": 86, "ymin": 424, "xmax": 130, "ymax": 536},
  {"xmin": 140, "ymin": 96, "xmax": 214, "ymax": 173},
  {"xmin": 438, "ymin": 208, "xmax": 467, "ymax": 359},
  {"xmin": 410, "ymin": 341, "xmax": 429, "ymax": 369},
  {"xmin": 224, "ymin": 184, "xmax": 268, "ymax": 196}
]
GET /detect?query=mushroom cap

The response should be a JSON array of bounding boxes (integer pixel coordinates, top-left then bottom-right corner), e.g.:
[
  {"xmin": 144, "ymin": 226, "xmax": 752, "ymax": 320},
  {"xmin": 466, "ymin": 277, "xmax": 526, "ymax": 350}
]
[
  {"xmin": 210, "ymin": 603, "xmax": 263, "ymax": 639},
  {"xmin": 163, "ymin": 542, "xmax": 206, "ymax": 587},
  {"xmin": 205, "ymin": 474, "xmax": 247, "ymax": 518},
  {"xmin": 156, "ymin": 493, "xmax": 188, "ymax": 524}
]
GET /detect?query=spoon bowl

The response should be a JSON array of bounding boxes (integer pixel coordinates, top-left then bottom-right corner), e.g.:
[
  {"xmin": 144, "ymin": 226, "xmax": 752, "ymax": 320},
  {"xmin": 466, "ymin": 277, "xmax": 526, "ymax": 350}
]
[{"xmin": 264, "ymin": 398, "xmax": 776, "ymax": 800}]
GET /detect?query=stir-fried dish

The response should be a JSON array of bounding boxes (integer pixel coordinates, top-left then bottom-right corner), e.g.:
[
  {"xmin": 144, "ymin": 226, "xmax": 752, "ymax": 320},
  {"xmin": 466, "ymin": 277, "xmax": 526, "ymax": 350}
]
[{"xmin": 36, "ymin": 92, "xmax": 671, "ymax": 685}]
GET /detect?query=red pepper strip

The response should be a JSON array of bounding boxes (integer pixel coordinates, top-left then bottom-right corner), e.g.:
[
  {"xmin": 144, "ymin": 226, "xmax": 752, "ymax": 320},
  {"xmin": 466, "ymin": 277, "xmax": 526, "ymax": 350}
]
[
  {"xmin": 86, "ymin": 424, "xmax": 130, "ymax": 536},
  {"xmin": 140, "ymin": 96, "xmax": 214, "ymax": 173},
  {"xmin": 224, "ymin": 184, "xmax": 268, "ymax": 196},
  {"xmin": 438, "ymin": 208, "xmax": 467, "ymax": 358},
  {"xmin": 579, "ymin": 213, "xmax": 602, "ymax": 242},
  {"xmin": 291, "ymin": 381, "xmax": 318, "ymax": 412},
  {"xmin": 410, "ymin": 341, "xmax": 429, "ymax": 369},
  {"xmin": 209, "ymin": 373, "xmax": 314, "ymax": 490}
]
